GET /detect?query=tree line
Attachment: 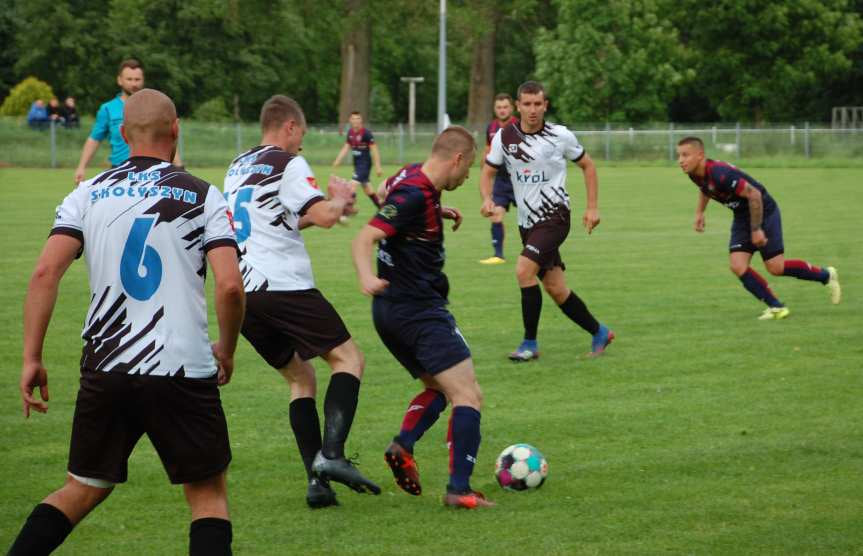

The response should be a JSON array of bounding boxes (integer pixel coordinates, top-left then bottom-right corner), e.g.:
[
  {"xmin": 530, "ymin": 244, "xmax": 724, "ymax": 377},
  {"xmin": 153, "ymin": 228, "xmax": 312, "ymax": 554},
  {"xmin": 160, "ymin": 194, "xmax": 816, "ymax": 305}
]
[{"xmin": 1, "ymin": 0, "xmax": 860, "ymax": 126}]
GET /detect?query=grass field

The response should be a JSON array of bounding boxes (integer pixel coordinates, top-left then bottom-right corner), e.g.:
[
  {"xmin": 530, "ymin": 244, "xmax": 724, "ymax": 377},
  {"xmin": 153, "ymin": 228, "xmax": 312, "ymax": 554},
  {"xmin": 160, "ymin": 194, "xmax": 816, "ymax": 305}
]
[{"xmin": 0, "ymin": 164, "xmax": 861, "ymax": 554}]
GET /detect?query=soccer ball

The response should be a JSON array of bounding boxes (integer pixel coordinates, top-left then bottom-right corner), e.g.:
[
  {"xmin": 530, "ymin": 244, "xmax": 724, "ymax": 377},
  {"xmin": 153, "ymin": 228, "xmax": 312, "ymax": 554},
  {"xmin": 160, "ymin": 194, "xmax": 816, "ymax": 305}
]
[{"xmin": 494, "ymin": 443, "xmax": 548, "ymax": 491}]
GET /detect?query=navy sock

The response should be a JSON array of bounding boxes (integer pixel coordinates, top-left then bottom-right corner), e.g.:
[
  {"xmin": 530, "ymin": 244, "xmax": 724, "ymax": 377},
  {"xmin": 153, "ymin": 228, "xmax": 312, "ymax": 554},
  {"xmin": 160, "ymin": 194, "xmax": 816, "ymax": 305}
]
[
  {"xmin": 8, "ymin": 503, "xmax": 74, "ymax": 556},
  {"xmin": 397, "ymin": 389, "xmax": 447, "ymax": 452},
  {"xmin": 366, "ymin": 191, "xmax": 381, "ymax": 208},
  {"xmin": 491, "ymin": 222, "xmax": 504, "ymax": 258},
  {"xmin": 289, "ymin": 397, "xmax": 322, "ymax": 479},
  {"xmin": 190, "ymin": 517, "xmax": 232, "ymax": 556},
  {"xmin": 322, "ymin": 372, "xmax": 360, "ymax": 459},
  {"xmin": 520, "ymin": 285, "xmax": 542, "ymax": 341},
  {"xmin": 447, "ymin": 406, "xmax": 481, "ymax": 493},
  {"xmin": 558, "ymin": 291, "xmax": 600, "ymax": 335},
  {"xmin": 783, "ymin": 260, "xmax": 829, "ymax": 284},
  {"xmin": 740, "ymin": 268, "xmax": 783, "ymax": 307}
]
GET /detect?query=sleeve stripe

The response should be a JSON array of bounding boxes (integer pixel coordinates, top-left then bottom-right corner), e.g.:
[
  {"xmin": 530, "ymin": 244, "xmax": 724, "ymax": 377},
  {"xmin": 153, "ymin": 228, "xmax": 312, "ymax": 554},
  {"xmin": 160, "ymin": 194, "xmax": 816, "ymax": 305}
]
[
  {"xmin": 49, "ymin": 226, "xmax": 84, "ymax": 242},
  {"xmin": 299, "ymin": 195, "xmax": 325, "ymax": 216},
  {"xmin": 484, "ymin": 158, "xmax": 503, "ymax": 169},
  {"xmin": 369, "ymin": 218, "xmax": 397, "ymax": 237},
  {"xmin": 734, "ymin": 178, "xmax": 748, "ymax": 196},
  {"xmin": 571, "ymin": 150, "xmax": 586, "ymax": 163},
  {"xmin": 204, "ymin": 238, "xmax": 240, "ymax": 254}
]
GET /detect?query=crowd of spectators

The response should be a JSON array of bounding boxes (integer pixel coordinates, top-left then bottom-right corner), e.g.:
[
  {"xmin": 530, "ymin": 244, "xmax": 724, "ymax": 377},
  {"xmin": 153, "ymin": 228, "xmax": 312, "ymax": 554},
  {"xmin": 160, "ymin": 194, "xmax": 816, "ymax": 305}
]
[{"xmin": 27, "ymin": 96, "xmax": 79, "ymax": 130}]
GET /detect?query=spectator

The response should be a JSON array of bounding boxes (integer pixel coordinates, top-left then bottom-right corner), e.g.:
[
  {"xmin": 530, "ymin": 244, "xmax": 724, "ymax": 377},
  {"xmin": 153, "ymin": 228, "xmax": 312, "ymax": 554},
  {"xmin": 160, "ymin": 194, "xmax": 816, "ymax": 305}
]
[
  {"xmin": 47, "ymin": 97, "xmax": 64, "ymax": 124},
  {"xmin": 27, "ymin": 100, "xmax": 50, "ymax": 130},
  {"xmin": 62, "ymin": 97, "xmax": 80, "ymax": 128}
]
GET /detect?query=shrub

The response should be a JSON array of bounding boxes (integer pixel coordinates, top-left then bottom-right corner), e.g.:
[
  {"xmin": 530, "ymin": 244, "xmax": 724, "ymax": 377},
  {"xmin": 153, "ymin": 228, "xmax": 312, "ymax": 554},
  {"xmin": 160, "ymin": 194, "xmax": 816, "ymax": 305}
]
[
  {"xmin": 192, "ymin": 97, "xmax": 233, "ymax": 122},
  {"xmin": 0, "ymin": 77, "xmax": 55, "ymax": 116}
]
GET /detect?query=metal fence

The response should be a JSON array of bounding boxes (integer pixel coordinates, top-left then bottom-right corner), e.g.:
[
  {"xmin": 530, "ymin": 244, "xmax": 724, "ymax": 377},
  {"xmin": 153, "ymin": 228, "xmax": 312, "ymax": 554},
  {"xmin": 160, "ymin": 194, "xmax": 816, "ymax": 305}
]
[{"xmin": 2, "ymin": 117, "xmax": 862, "ymax": 169}]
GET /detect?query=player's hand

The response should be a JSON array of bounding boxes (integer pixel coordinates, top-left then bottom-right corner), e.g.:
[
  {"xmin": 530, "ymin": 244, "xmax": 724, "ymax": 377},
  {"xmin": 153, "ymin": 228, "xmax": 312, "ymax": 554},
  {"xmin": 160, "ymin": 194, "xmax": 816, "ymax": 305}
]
[
  {"xmin": 375, "ymin": 166, "xmax": 382, "ymax": 177},
  {"xmin": 480, "ymin": 199, "xmax": 495, "ymax": 217},
  {"xmin": 20, "ymin": 359, "xmax": 49, "ymax": 417},
  {"xmin": 211, "ymin": 341, "xmax": 234, "ymax": 386},
  {"xmin": 751, "ymin": 228, "xmax": 768, "ymax": 247},
  {"xmin": 583, "ymin": 208, "xmax": 600, "ymax": 234},
  {"xmin": 74, "ymin": 167, "xmax": 85, "ymax": 184},
  {"xmin": 359, "ymin": 275, "xmax": 389, "ymax": 297},
  {"xmin": 441, "ymin": 206, "xmax": 463, "ymax": 231},
  {"xmin": 694, "ymin": 212, "xmax": 705, "ymax": 233}
]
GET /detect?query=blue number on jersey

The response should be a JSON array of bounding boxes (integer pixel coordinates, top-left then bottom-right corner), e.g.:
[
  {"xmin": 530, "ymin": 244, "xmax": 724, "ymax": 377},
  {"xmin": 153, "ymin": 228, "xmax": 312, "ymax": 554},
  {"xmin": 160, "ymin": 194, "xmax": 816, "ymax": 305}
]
[
  {"xmin": 232, "ymin": 187, "xmax": 254, "ymax": 243},
  {"xmin": 121, "ymin": 217, "xmax": 163, "ymax": 301}
]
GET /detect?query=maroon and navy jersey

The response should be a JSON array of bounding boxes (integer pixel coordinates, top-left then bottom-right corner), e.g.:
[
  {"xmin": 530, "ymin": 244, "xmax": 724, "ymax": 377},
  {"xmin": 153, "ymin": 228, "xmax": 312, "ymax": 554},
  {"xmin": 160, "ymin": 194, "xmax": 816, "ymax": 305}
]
[
  {"xmin": 381, "ymin": 163, "xmax": 423, "ymax": 196},
  {"xmin": 369, "ymin": 165, "xmax": 448, "ymax": 306},
  {"xmin": 487, "ymin": 117, "xmax": 518, "ymax": 182},
  {"xmin": 688, "ymin": 159, "xmax": 776, "ymax": 217},
  {"xmin": 347, "ymin": 127, "xmax": 374, "ymax": 168}
]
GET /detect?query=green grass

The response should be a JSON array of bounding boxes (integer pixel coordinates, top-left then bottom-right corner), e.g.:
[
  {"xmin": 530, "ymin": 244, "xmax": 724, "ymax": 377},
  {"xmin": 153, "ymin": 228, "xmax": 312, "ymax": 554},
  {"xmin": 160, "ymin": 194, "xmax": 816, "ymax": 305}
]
[{"xmin": 1, "ymin": 165, "xmax": 861, "ymax": 554}]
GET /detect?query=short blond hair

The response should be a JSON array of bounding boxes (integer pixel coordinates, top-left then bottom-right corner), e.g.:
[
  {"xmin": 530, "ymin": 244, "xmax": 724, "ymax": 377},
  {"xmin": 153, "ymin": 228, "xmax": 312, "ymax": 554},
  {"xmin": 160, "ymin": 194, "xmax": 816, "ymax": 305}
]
[{"xmin": 431, "ymin": 126, "xmax": 476, "ymax": 158}]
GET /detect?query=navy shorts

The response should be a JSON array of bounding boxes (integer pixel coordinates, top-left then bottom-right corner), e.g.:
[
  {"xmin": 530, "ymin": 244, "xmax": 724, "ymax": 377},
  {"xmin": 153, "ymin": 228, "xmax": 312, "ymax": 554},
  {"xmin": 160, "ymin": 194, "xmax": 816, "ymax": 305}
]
[
  {"xmin": 492, "ymin": 177, "xmax": 516, "ymax": 210},
  {"xmin": 729, "ymin": 207, "xmax": 784, "ymax": 260},
  {"xmin": 352, "ymin": 163, "xmax": 371, "ymax": 184},
  {"xmin": 372, "ymin": 297, "xmax": 471, "ymax": 378}
]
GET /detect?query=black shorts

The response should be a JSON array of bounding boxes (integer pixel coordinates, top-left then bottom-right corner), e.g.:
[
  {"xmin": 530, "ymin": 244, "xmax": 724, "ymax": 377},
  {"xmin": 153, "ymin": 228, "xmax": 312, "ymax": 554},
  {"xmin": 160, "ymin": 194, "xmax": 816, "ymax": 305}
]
[
  {"xmin": 352, "ymin": 163, "xmax": 371, "ymax": 184},
  {"xmin": 729, "ymin": 207, "xmax": 784, "ymax": 260},
  {"xmin": 518, "ymin": 208, "xmax": 570, "ymax": 277},
  {"xmin": 242, "ymin": 289, "xmax": 351, "ymax": 367},
  {"xmin": 372, "ymin": 297, "xmax": 471, "ymax": 379},
  {"xmin": 492, "ymin": 178, "xmax": 516, "ymax": 211},
  {"xmin": 68, "ymin": 369, "xmax": 231, "ymax": 485}
]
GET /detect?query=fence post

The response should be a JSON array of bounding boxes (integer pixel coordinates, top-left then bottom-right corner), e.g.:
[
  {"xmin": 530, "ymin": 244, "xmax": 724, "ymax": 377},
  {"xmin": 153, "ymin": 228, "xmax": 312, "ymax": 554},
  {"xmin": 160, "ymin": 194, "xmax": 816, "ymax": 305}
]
[
  {"xmin": 804, "ymin": 122, "xmax": 811, "ymax": 158},
  {"xmin": 397, "ymin": 123, "xmax": 405, "ymax": 165},
  {"xmin": 790, "ymin": 125, "xmax": 795, "ymax": 146},
  {"xmin": 49, "ymin": 120, "xmax": 57, "ymax": 168},
  {"xmin": 735, "ymin": 122, "xmax": 741, "ymax": 159},
  {"xmin": 668, "ymin": 122, "xmax": 674, "ymax": 162},
  {"xmin": 605, "ymin": 122, "xmax": 611, "ymax": 161},
  {"xmin": 235, "ymin": 121, "xmax": 242, "ymax": 154},
  {"xmin": 712, "ymin": 125, "xmax": 717, "ymax": 144}
]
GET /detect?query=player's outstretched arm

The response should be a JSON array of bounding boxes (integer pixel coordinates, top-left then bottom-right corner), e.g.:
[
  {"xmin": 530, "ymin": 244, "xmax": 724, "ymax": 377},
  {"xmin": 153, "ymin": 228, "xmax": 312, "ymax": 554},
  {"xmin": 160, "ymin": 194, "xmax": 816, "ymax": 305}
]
[
  {"xmin": 332, "ymin": 144, "xmax": 349, "ymax": 167},
  {"xmin": 207, "ymin": 246, "xmax": 245, "ymax": 386},
  {"xmin": 576, "ymin": 153, "xmax": 600, "ymax": 234},
  {"xmin": 74, "ymin": 138, "xmax": 101, "ymax": 184},
  {"xmin": 694, "ymin": 192, "xmax": 709, "ymax": 232},
  {"xmin": 302, "ymin": 197, "xmax": 348, "ymax": 229},
  {"xmin": 441, "ymin": 206, "xmax": 463, "ymax": 231},
  {"xmin": 371, "ymin": 143, "xmax": 382, "ymax": 176},
  {"xmin": 351, "ymin": 225, "xmax": 390, "ymax": 296},
  {"xmin": 21, "ymin": 234, "xmax": 81, "ymax": 417},
  {"xmin": 479, "ymin": 163, "xmax": 498, "ymax": 216}
]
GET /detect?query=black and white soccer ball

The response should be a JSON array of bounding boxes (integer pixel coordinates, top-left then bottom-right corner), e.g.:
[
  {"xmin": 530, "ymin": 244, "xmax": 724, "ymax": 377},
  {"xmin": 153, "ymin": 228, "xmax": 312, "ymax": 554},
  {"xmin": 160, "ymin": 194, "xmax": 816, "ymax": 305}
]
[{"xmin": 494, "ymin": 443, "xmax": 548, "ymax": 491}]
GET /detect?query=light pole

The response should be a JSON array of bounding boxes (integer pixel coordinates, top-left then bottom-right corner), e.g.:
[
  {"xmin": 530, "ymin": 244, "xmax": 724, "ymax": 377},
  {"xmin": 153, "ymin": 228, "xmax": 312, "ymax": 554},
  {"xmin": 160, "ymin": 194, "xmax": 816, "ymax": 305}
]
[
  {"xmin": 400, "ymin": 76, "xmax": 424, "ymax": 143},
  {"xmin": 437, "ymin": 0, "xmax": 447, "ymax": 133}
]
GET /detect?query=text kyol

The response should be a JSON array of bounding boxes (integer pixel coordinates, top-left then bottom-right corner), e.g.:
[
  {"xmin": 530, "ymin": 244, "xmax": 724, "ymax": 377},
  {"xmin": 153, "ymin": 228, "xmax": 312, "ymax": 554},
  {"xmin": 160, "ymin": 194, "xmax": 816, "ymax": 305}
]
[{"xmin": 515, "ymin": 170, "xmax": 550, "ymax": 184}]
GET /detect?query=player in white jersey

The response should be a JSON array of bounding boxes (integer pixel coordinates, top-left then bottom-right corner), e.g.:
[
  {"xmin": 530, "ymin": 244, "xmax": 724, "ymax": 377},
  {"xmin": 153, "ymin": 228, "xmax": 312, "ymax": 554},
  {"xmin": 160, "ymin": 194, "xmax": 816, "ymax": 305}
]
[
  {"xmin": 10, "ymin": 89, "xmax": 244, "ymax": 556},
  {"xmin": 223, "ymin": 95, "xmax": 380, "ymax": 509},
  {"xmin": 481, "ymin": 80, "xmax": 614, "ymax": 362}
]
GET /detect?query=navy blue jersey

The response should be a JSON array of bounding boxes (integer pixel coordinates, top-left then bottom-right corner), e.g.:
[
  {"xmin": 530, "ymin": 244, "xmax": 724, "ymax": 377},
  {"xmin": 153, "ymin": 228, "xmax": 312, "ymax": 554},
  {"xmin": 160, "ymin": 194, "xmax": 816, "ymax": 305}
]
[
  {"xmin": 688, "ymin": 159, "xmax": 776, "ymax": 218},
  {"xmin": 347, "ymin": 127, "xmax": 374, "ymax": 168},
  {"xmin": 369, "ymin": 165, "xmax": 448, "ymax": 306},
  {"xmin": 486, "ymin": 117, "xmax": 518, "ymax": 182}
]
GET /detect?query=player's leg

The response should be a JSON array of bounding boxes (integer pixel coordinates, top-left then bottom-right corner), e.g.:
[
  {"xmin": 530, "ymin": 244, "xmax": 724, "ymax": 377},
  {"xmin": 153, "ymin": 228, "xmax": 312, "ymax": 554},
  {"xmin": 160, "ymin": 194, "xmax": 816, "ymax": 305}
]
[
  {"xmin": 511, "ymin": 254, "xmax": 542, "ymax": 360},
  {"xmin": 184, "ymin": 472, "xmax": 232, "ymax": 556},
  {"xmin": 730, "ymin": 251, "xmax": 788, "ymax": 319},
  {"xmin": 361, "ymin": 181, "xmax": 381, "ymax": 208},
  {"xmin": 480, "ymin": 206, "xmax": 507, "ymax": 264},
  {"xmin": 313, "ymin": 338, "xmax": 380, "ymax": 494},
  {"xmin": 426, "ymin": 360, "xmax": 493, "ymax": 508},
  {"xmin": 8, "ymin": 476, "xmax": 113, "ymax": 555},
  {"xmin": 541, "ymin": 267, "xmax": 615, "ymax": 356}
]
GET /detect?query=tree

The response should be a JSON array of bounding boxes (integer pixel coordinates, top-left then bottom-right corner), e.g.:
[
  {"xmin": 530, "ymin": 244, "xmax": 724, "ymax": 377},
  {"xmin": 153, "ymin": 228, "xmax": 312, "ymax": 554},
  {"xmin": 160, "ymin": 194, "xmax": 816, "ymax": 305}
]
[
  {"xmin": 464, "ymin": 2, "xmax": 498, "ymax": 131},
  {"xmin": 337, "ymin": 0, "xmax": 371, "ymax": 125},
  {"xmin": 673, "ymin": 0, "xmax": 863, "ymax": 122},
  {"xmin": 535, "ymin": 0, "xmax": 686, "ymax": 123}
]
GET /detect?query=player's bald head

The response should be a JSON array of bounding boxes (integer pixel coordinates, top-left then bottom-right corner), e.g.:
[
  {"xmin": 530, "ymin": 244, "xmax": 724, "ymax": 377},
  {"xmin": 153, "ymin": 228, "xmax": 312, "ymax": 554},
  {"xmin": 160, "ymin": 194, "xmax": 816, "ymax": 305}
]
[
  {"xmin": 678, "ymin": 136, "xmax": 704, "ymax": 152},
  {"xmin": 431, "ymin": 126, "xmax": 476, "ymax": 159},
  {"xmin": 123, "ymin": 88, "xmax": 177, "ymax": 144}
]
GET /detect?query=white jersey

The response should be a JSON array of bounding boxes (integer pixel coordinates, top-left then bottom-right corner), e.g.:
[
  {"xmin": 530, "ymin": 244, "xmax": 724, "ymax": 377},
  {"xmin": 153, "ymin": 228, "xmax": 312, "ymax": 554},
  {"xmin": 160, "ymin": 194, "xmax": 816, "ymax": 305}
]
[
  {"xmin": 51, "ymin": 157, "xmax": 238, "ymax": 379},
  {"xmin": 486, "ymin": 121, "xmax": 585, "ymax": 229},
  {"xmin": 223, "ymin": 145, "xmax": 325, "ymax": 292}
]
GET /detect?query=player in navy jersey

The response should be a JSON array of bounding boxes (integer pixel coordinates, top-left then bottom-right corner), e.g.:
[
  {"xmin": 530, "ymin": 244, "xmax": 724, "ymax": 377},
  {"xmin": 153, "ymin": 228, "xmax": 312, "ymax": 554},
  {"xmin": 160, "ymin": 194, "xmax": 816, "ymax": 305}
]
[
  {"xmin": 481, "ymin": 81, "xmax": 614, "ymax": 362},
  {"xmin": 352, "ymin": 126, "xmax": 493, "ymax": 509},
  {"xmin": 9, "ymin": 89, "xmax": 244, "ymax": 556},
  {"xmin": 479, "ymin": 93, "xmax": 519, "ymax": 265},
  {"xmin": 677, "ymin": 137, "xmax": 840, "ymax": 319},
  {"xmin": 224, "ymin": 95, "xmax": 379, "ymax": 509},
  {"xmin": 332, "ymin": 111, "xmax": 383, "ymax": 211}
]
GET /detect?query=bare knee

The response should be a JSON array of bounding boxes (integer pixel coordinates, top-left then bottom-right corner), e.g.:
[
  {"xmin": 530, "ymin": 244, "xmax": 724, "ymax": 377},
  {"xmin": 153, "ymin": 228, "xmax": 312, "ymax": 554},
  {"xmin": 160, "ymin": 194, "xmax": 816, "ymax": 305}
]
[
  {"xmin": 279, "ymin": 357, "xmax": 317, "ymax": 399},
  {"xmin": 515, "ymin": 263, "xmax": 538, "ymax": 287},
  {"xmin": 729, "ymin": 263, "xmax": 748, "ymax": 277},
  {"xmin": 765, "ymin": 260, "xmax": 784, "ymax": 276},
  {"xmin": 542, "ymin": 281, "xmax": 568, "ymax": 304},
  {"xmin": 43, "ymin": 475, "xmax": 114, "ymax": 525},
  {"xmin": 323, "ymin": 339, "xmax": 364, "ymax": 378},
  {"xmin": 184, "ymin": 472, "xmax": 229, "ymax": 521},
  {"xmin": 449, "ymin": 381, "xmax": 482, "ymax": 410}
]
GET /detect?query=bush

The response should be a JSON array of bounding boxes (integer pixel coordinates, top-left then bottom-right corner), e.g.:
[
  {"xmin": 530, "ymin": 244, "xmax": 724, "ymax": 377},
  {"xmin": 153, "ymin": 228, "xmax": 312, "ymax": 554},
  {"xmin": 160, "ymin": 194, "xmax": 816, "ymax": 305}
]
[
  {"xmin": 370, "ymin": 82, "xmax": 395, "ymax": 125},
  {"xmin": 0, "ymin": 77, "xmax": 55, "ymax": 116},
  {"xmin": 191, "ymin": 97, "xmax": 233, "ymax": 122}
]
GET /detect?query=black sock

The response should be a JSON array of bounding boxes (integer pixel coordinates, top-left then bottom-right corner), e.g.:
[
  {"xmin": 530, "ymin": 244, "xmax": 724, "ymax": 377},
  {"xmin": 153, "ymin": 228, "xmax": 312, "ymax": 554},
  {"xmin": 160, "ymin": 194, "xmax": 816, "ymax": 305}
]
[
  {"xmin": 322, "ymin": 372, "xmax": 361, "ymax": 459},
  {"xmin": 189, "ymin": 517, "xmax": 232, "ymax": 556},
  {"xmin": 558, "ymin": 291, "xmax": 600, "ymax": 335},
  {"xmin": 520, "ymin": 285, "xmax": 542, "ymax": 341},
  {"xmin": 8, "ymin": 503, "xmax": 74, "ymax": 556},
  {"xmin": 289, "ymin": 397, "xmax": 322, "ymax": 479}
]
